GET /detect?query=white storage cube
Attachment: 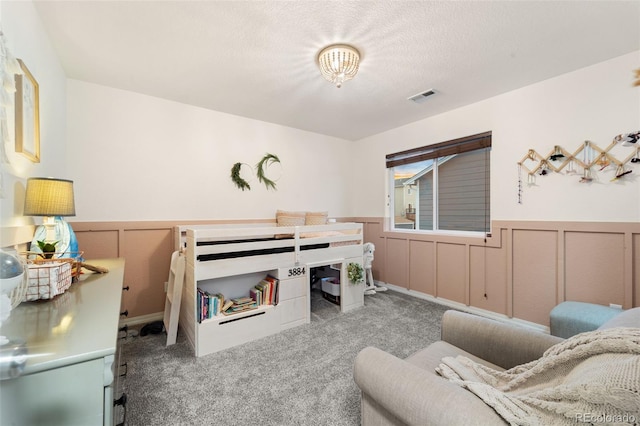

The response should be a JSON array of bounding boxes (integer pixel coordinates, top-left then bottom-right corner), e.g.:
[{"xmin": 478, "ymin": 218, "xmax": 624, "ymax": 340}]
[{"xmin": 321, "ymin": 277, "xmax": 340, "ymax": 296}]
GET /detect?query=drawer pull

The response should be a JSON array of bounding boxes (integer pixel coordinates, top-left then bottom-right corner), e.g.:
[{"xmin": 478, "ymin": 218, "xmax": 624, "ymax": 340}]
[
  {"xmin": 118, "ymin": 325, "xmax": 128, "ymax": 339},
  {"xmin": 219, "ymin": 311, "xmax": 265, "ymax": 325},
  {"xmin": 114, "ymin": 393, "xmax": 127, "ymax": 407},
  {"xmin": 114, "ymin": 393, "xmax": 127, "ymax": 426}
]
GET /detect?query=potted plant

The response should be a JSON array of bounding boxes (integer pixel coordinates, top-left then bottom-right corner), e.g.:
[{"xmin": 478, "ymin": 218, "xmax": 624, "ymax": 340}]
[
  {"xmin": 36, "ymin": 240, "xmax": 57, "ymax": 259},
  {"xmin": 347, "ymin": 262, "xmax": 364, "ymax": 285}
]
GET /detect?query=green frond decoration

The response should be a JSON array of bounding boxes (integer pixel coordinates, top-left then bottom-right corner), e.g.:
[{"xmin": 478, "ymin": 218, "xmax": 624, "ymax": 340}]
[
  {"xmin": 256, "ymin": 153, "xmax": 280, "ymax": 190},
  {"xmin": 347, "ymin": 262, "xmax": 364, "ymax": 285},
  {"xmin": 230, "ymin": 162, "xmax": 251, "ymax": 191}
]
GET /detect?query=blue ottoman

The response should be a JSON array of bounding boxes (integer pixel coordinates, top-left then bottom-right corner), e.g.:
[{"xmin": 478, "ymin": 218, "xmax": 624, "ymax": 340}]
[{"xmin": 550, "ymin": 301, "xmax": 623, "ymax": 338}]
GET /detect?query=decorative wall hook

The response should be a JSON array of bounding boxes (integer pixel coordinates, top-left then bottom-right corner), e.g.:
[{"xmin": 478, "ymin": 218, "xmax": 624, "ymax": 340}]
[{"xmin": 518, "ymin": 132, "xmax": 639, "ymax": 200}]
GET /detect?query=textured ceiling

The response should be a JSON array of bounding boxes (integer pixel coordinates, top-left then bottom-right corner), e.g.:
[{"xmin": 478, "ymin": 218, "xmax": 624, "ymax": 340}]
[{"xmin": 34, "ymin": 1, "xmax": 640, "ymax": 141}]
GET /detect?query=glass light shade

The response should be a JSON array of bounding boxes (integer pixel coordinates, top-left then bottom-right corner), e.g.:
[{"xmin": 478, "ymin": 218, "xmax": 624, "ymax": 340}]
[
  {"xmin": 0, "ymin": 251, "xmax": 24, "ymax": 295},
  {"xmin": 317, "ymin": 44, "xmax": 360, "ymax": 88},
  {"xmin": 24, "ymin": 177, "xmax": 76, "ymax": 217}
]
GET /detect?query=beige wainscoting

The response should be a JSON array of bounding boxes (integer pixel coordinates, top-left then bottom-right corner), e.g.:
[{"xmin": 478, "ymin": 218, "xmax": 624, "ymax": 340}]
[
  {"xmin": 69, "ymin": 218, "xmax": 638, "ymax": 327},
  {"xmin": 354, "ymin": 218, "xmax": 639, "ymax": 327},
  {"xmin": 70, "ymin": 219, "xmax": 274, "ymax": 322}
]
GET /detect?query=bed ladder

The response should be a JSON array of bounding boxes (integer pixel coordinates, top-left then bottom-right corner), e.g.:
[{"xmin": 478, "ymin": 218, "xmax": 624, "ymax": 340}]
[{"xmin": 163, "ymin": 250, "xmax": 185, "ymax": 346}]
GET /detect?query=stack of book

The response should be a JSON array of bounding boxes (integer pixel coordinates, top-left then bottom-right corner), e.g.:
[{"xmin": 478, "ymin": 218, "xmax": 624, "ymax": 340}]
[
  {"xmin": 221, "ymin": 297, "xmax": 258, "ymax": 315},
  {"xmin": 197, "ymin": 289, "xmax": 224, "ymax": 322},
  {"xmin": 250, "ymin": 275, "xmax": 279, "ymax": 306},
  {"xmin": 197, "ymin": 274, "xmax": 280, "ymax": 321}
]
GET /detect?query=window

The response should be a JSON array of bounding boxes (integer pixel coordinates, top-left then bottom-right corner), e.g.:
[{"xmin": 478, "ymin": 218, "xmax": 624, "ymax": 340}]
[{"xmin": 387, "ymin": 132, "xmax": 491, "ymax": 233}]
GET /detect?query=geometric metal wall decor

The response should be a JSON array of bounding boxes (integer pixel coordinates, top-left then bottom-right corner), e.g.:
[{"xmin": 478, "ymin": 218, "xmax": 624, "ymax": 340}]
[{"xmin": 517, "ymin": 131, "xmax": 639, "ymax": 203}]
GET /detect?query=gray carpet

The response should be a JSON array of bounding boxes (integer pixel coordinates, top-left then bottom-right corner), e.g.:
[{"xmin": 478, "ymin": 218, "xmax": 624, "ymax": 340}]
[{"xmin": 118, "ymin": 290, "xmax": 450, "ymax": 426}]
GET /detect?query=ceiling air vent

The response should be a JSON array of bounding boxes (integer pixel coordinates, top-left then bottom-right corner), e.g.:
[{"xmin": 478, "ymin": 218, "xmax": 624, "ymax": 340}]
[{"xmin": 408, "ymin": 89, "xmax": 436, "ymax": 104}]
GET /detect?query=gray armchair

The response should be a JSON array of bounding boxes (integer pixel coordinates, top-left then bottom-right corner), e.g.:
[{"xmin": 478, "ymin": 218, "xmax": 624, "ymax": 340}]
[{"xmin": 354, "ymin": 309, "xmax": 639, "ymax": 425}]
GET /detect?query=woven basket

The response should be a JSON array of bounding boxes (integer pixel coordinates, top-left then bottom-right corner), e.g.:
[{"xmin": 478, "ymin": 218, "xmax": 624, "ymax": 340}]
[
  {"xmin": 24, "ymin": 252, "xmax": 83, "ymax": 280},
  {"xmin": 22, "ymin": 252, "xmax": 84, "ymax": 301},
  {"xmin": 24, "ymin": 262, "xmax": 72, "ymax": 301}
]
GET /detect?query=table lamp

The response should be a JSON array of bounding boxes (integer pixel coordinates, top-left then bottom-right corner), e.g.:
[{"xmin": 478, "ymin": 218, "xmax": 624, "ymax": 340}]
[{"xmin": 23, "ymin": 177, "xmax": 79, "ymax": 258}]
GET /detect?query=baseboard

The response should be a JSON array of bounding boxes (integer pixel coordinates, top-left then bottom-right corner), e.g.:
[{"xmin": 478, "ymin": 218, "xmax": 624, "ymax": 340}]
[
  {"xmin": 377, "ymin": 281, "xmax": 550, "ymax": 334},
  {"xmin": 122, "ymin": 286, "xmax": 551, "ymax": 334},
  {"xmin": 120, "ymin": 312, "xmax": 164, "ymax": 327}
]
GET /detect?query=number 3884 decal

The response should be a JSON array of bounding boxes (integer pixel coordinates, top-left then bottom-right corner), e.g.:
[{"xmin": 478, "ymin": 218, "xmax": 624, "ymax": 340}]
[{"xmin": 288, "ymin": 267, "xmax": 306, "ymax": 277}]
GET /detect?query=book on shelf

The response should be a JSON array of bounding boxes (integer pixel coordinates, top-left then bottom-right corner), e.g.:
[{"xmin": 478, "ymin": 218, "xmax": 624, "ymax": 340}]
[
  {"xmin": 222, "ymin": 297, "xmax": 258, "ymax": 316},
  {"xmin": 231, "ymin": 296, "xmax": 254, "ymax": 305},
  {"xmin": 197, "ymin": 273, "xmax": 280, "ymax": 321},
  {"xmin": 253, "ymin": 275, "xmax": 279, "ymax": 306},
  {"xmin": 222, "ymin": 299, "xmax": 233, "ymax": 313},
  {"xmin": 249, "ymin": 287, "xmax": 262, "ymax": 305},
  {"xmin": 214, "ymin": 293, "xmax": 224, "ymax": 315},
  {"xmin": 267, "ymin": 275, "xmax": 279, "ymax": 305},
  {"xmin": 255, "ymin": 281, "xmax": 269, "ymax": 305},
  {"xmin": 197, "ymin": 288, "xmax": 225, "ymax": 322}
]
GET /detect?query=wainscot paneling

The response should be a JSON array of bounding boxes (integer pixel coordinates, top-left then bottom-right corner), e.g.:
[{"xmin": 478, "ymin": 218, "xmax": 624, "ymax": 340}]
[
  {"xmin": 69, "ymin": 218, "xmax": 638, "ymax": 327},
  {"xmin": 121, "ymin": 229, "xmax": 174, "ymax": 317},
  {"xmin": 385, "ymin": 238, "xmax": 408, "ymax": 288},
  {"xmin": 564, "ymin": 231, "xmax": 625, "ymax": 306},
  {"xmin": 512, "ymin": 229, "xmax": 558, "ymax": 326},
  {"xmin": 436, "ymin": 242, "xmax": 467, "ymax": 304},
  {"xmin": 72, "ymin": 220, "xmax": 272, "ymax": 320},
  {"xmin": 353, "ymin": 218, "xmax": 639, "ymax": 328},
  {"xmin": 469, "ymin": 231, "xmax": 508, "ymax": 315},
  {"xmin": 361, "ymin": 220, "xmax": 386, "ymax": 284},
  {"xmin": 409, "ymin": 240, "xmax": 434, "ymax": 295},
  {"xmin": 75, "ymin": 230, "xmax": 119, "ymax": 260}
]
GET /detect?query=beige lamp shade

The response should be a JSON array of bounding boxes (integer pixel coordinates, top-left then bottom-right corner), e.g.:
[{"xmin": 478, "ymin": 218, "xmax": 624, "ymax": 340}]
[{"xmin": 24, "ymin": 177, "xmax": 76, "ymax": 217}]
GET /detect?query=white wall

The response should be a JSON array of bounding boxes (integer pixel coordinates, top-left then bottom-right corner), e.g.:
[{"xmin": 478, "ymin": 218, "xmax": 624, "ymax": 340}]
[
  {"xmin": 0, "ymin": 0, "xmax": 67, "ymax": 229},
  {"xmin": 3, "ymin": 1, "xmax": 639, "ymax": 226},
  {"xmin": 66, "ymin": 80, "xmax": 353, "ymax": 221},
  {"xmin": 352, "ymin": 51, "xmax": 640, "ymax": 223}
]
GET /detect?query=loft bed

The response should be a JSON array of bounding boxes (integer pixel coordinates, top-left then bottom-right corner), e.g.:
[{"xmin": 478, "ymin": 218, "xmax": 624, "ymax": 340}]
[
  {"xmin": 176, "ymin": 222, "xmax": 364, "ymax": 279},
  {"xmin": 175, "ymin": 222, "xmax": 364, "ymax": 356}
]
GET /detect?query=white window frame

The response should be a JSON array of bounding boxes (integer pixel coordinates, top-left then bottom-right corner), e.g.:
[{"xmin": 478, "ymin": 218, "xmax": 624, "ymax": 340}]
[{"xmin": 386, "ymin": 132, "xmax": 491, "ymax": 237}]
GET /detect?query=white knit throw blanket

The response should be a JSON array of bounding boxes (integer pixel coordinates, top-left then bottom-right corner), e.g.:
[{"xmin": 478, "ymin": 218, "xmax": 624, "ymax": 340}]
[{"xmin": 436, "ymin": 327, "xmax": 640, "ymax": 426}]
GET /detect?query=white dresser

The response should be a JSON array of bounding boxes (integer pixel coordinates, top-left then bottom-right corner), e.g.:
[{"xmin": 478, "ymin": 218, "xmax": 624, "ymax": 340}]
[{"xmin": 0, "ymin": 258, "xmax": 125, "ymax": 426}]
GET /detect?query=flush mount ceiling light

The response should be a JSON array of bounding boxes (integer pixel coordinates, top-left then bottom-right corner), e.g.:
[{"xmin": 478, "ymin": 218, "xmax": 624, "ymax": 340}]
[{"xmin": 317, "ymin": 44, "xmax": 360, "ymax": 88}]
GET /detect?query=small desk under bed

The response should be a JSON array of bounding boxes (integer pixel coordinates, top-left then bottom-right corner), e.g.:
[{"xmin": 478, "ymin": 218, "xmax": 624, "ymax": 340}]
[{"xmin": 176, "ymin": 222, "xmax": 364, "ymax": 356}]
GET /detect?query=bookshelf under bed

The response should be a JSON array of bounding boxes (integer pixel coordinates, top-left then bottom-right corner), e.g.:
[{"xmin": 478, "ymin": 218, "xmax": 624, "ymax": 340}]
[{"xmin": 176, "ymin": 222, "xmax": 364, "ymax": 356}]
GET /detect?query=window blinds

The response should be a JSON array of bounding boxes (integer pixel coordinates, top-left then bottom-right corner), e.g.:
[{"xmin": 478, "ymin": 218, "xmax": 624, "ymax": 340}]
[{"xmin": 385, "ymin": 131, "xmax": 492, "ymax": 168}]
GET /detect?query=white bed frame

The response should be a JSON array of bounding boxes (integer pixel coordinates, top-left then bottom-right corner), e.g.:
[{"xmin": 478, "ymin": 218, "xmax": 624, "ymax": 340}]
[{"xmin": 176, "ymin": 222, "xmax": 364, "ymax": 356}]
